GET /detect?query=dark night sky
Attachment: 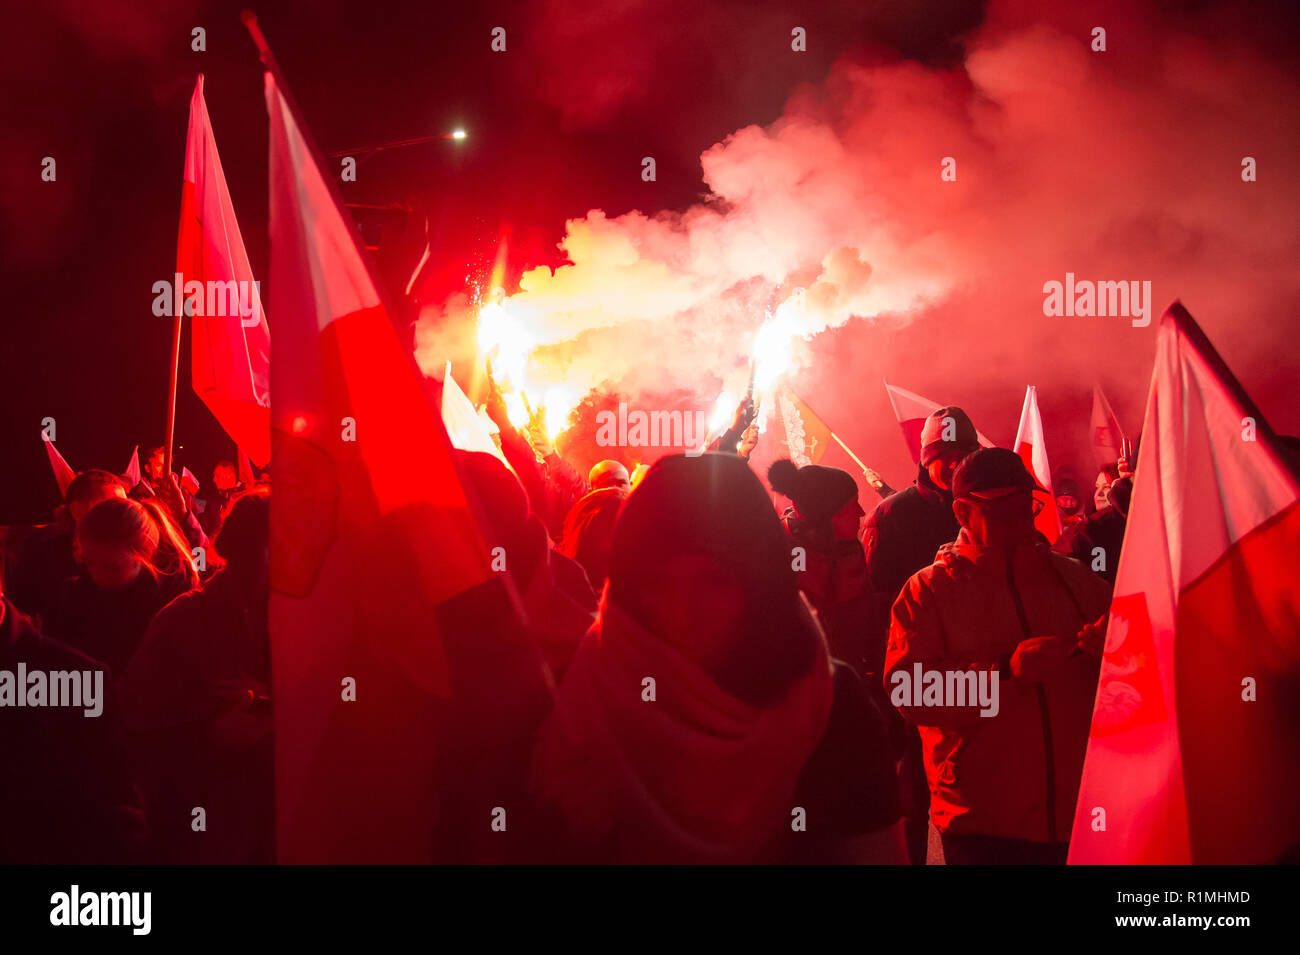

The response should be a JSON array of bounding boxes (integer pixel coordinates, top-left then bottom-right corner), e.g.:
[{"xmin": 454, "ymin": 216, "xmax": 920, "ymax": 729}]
[
  {"xmin": 0, "ymin": 0, "xmax": 986, "ymax": 523},
  {"xmin": 4, "ymin": 0, "xmax": 1299, "ymax": 524}
]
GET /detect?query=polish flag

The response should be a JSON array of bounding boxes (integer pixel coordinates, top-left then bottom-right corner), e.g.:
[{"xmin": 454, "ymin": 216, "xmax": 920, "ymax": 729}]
[
  {"xmin": 883, "ymin": 380, "xmax": 994, "ymax": 463},
  {"xmin": 124, "ymin": 446, "xmax": 141, "ymax": 488},
  {"xmin": 1014, "ymin": 385, "xmax": 1061, "ymax": 542},
  {"xmin": 1069, "ymin": 303, "xmax": 1300, "ymax": 864},
  {"xmin": 236, "ymin": 447, "xmax": 256, "ymax": 489},
  {"xmin": 440, "ymin": 361, "xmax": 510, "ymax": 466},
  {"xmin": 264, "ymin": 58, "xmax": 549, "ymax": 863},
  {"xmin": 42, "ymin": 436, "xmax": 76, "ymax": 497},
  {"xmin": 1090, "ymin": 383, "xmax": 1125, "ymax": 469},
  {"xmin": 179, "ymin": 75, "xmax": 272, "ymax": 467}
]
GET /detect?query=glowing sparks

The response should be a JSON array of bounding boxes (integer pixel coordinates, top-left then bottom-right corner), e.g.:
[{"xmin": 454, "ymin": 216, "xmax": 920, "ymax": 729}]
[
  {"xmin": 752, "ymin": 303, "xmax": 802, "ymax": 393},
  {"xmin": 541, "ymin": 385, "xmax": 579, "ymax": 441},
  {"xmin": 477, "ymin": 302, "xmax": 533, "ymax": 388},
  {"xmin": 451, "ymin": 129, "xmax": 467, "ymax": 140},
  {"xmin": 504, "ymin": 391, "xmax": 530, "ymax": 429},
  {"xmin": 708, "ymin": 391, "xmax": 736, "ymax": 433}
]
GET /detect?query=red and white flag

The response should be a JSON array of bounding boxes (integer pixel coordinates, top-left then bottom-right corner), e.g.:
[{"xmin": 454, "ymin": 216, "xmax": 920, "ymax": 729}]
[
  {"xmin": 43, "ymin": 436, "xmax": 76, "ymax": 497},
  {"xmin": 124, "ymin": 446, "xmax": 141, "ymax": 488},
  {"xmin": 179, "ymin": 75, "xmax": 272, "ymax": 467},
  {"xmin": 441, "ymin": 361, "xmax": 509, "ymax": 466},
  {"xmin": 883, "ymin": 379, "xmax": 993, "ymax": 463},
  {"xmin": 265, "ymin": 67, "xmax": 513, "ymax": 862},
  {"xmin": 236, "ymin": 447, "xmax": 256, "ymax": 489},
  {"xmin": 1090, "ymin": 383, "xmax": 1125, "ymax": 469},
  {"xmin": 1014, "ymin": 385, "xmax": 1061, "ymax": 542},
  {"xmin": 1069, "ymin": 303, "xmax": 1300, "ymax": 864}
]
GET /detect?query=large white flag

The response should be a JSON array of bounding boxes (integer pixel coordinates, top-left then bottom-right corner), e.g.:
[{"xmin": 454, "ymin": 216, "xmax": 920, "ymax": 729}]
[
  {"xmin": 1014, "ymin": 385, "xmax": 1061, "ymax": 542},
  {"xmin": 1069, "ymin": 303, "xmax": 1300, "ymax": 864}
]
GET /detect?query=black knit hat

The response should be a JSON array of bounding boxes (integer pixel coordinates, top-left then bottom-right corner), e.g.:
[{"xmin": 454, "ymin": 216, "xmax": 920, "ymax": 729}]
[{"xmin": 767, "ymin": 459, "xmax": 859, "ymax": 526}]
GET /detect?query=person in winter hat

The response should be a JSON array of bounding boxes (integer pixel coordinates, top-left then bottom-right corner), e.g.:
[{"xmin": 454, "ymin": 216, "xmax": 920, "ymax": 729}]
[
  {"xmin": 885, "ymin": 448, "xmax": 1111, "ymax": 865},
  {"xmin": 860, "ymin": 404, "xmax": 982, "ymax": 864},
  {"xmin": 768, "ymin": 459, "xmax": 872, "ymax": 674}
]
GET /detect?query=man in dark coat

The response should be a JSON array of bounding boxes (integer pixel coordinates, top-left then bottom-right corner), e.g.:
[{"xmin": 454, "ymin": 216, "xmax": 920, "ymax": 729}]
[
  {"xmin": 861, "ymin": 405, "xmax": 983, "ymax": 864},
  {"xmin": 0, "ymin": 561, "xmax": 146, "ymax": 863}
]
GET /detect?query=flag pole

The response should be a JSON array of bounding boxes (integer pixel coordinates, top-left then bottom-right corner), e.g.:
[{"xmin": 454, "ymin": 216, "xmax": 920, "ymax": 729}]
[
  {"xmin": 163, "ymin": 300, "xmax": 182, "ymax": 480},
  {"xmin": 240, "ymin": 9, "xmax": 532, "ymax": 627},
  {"xmin": 163, "ymin": 72, "xmax": 204, "ymax": 482},
  {"xmin": 829, "ymin": 430, "xmax": 868, "ymax": 472}
]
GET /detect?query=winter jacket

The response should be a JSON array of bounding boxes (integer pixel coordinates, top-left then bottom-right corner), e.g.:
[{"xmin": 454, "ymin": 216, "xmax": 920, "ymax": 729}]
[
  {"xmin": 859, "ymin": 463, "xmax": 963, "ymax": 688},
  {"xmin": 863, "ymin": 464, "xmax": 961, "ymax": 609},
  {"xmin": 0, "ymin": 598, "xmax": 146, "ymax": 863},
  {"xmin": 46, "ymin": 565, "xmax": 195, "ymax": 677},
  {"xmin": 117, "ymin": 569, "xmax": 273, "ymax": 863},
  {"xmin": 1053, "ymin": 504, "xmax": 1128, "ymax": 584},
  {"xmin": 558, "ymin": 487, "xmax": 625, "ymax": 588},
  {"xmin": 884, "ymin": 530, "xmax": 1112, "ymax": 843},
  {"xmin": 530, "ymin": 596, "xmax": 833, "ymax": 863}
]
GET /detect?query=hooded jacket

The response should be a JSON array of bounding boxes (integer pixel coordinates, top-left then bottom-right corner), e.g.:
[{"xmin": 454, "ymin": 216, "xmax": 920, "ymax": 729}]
[
  {"xmin": 884, "ymin": 530, "xmax": 1112, "ymax": 843},
  {"xmin": 530, "ymin": 596, "xmax": 834, "ymax": 863}
]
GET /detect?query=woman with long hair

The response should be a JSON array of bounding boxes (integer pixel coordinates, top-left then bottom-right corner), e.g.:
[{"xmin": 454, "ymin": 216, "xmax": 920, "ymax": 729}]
[{"xmin": 47, "ymin": 496, "xmax": 199, "ymax": 675}]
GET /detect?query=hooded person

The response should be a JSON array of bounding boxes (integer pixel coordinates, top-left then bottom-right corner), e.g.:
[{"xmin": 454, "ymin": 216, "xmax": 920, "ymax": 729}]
[
  {"xmin": 861, "ymin": 404, "xmax": 981, "ymax": 864},
  {"xmin": 557, "ymin": 485, "xmax": 626, "ymax": 590},
  {"xmin": 556, "ymin": 458, "xmax": 632, "ymax": 591},
  {"xmin": 767, "ymin": 459, "xmax": 872, "ymax": 673},
  {"xmin": 885, "ymin": 449, "xmax": 1112, "ymax": 865},
  {"xmin": 529, "ymin": 452, "xmax": 837, "ymax": 863}
]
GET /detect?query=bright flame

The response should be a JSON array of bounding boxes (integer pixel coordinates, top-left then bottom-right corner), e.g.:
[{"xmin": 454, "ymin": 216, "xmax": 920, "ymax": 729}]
[
  {"xmin": 752, "ymin": 302, "xmax": 803, "ymax": 393},
  {"xmin": 504, "ymin": 391, "xmax": 530, "ymax": 429},
  {"xmin": 477, "ymin": 302, "xmax": 533, "ymax": 388},
  {"xmin": 708, "ymin": 391, "xmax": 736, "ymax": 433},
  {"xmin": 541, "ymin": 385, "xmax": 579, "ymax": 441},
  {"xmin": 451, "ymin": 129, "xmax": 467, "ymax": 140}
]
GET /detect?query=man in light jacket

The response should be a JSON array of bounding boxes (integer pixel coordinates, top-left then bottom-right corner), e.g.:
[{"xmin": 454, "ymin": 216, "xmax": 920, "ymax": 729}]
[{"xmin": 885, "ymin": 448, "xmax": 1111, "ymax": 865}]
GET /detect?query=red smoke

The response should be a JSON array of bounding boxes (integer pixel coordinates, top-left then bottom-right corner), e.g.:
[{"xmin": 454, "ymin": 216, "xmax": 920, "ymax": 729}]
[{"xmin": 415, "ymin": 0, "xmax": 1300, "ymax": 492}]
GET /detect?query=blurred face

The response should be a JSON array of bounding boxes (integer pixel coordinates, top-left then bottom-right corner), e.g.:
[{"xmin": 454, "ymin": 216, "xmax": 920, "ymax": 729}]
[
  {"xmin": 1056, "ymin": 493, "xmax": 1080, "ymax": 515},
  {"xmin": 147, "ymin": 451, "xmax": 165, "ymax": 481},
  {"xmin": 830, "ymin": 498, "xmax": 866, "ymax": 541},
  {"xmin": 1094, "ymin": 472, "xmax": 1112, "ymax": 510},
  {"xmin": 79, "ymin": 537, "xmax": 144, "ymax": 590},
  {"xmin": 213, "ymin": 464, "xmax": 237, "ymax": 491},
  {"xmin": 954, "ymin": 488, "xmax": 1037, "ymax": 547},
  {"xmin": 69, "ymin": 483, "xmax": 127, "ymax": 527},
  {"xmin": 636, "ymin": 553, "xmax": 746, "ymax": 672},
  {"xmin": 926, "ymin": 446, "xmax": 972, "ymax": 491}
]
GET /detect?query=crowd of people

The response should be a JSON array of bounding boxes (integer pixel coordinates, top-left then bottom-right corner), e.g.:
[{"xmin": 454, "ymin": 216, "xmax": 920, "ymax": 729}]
[{"xmin": 1, "ymin": 392, "xmax": 1151, "ymax": 865}]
